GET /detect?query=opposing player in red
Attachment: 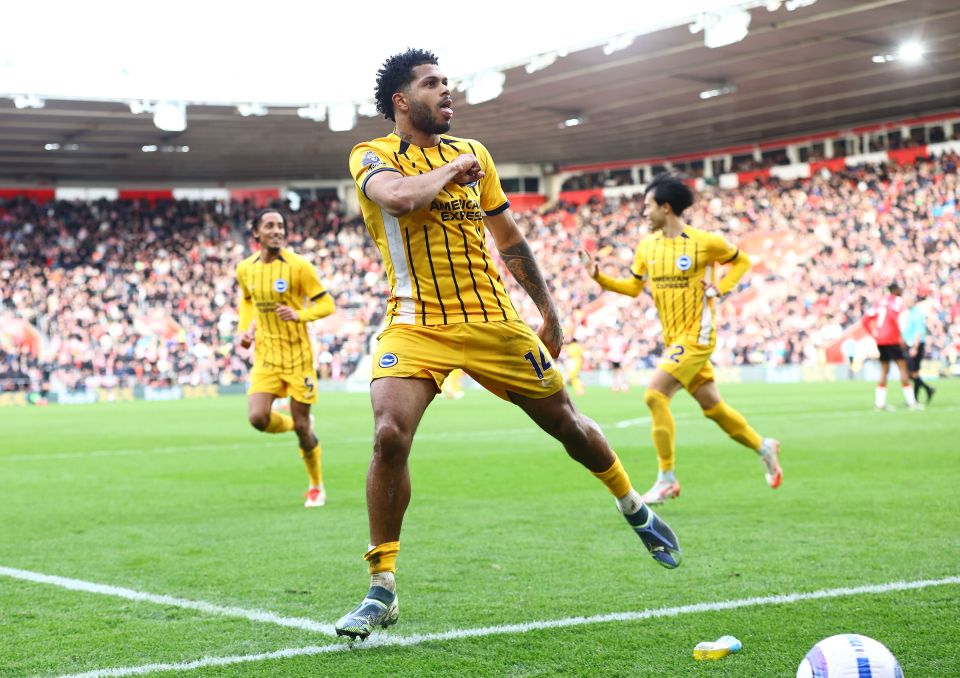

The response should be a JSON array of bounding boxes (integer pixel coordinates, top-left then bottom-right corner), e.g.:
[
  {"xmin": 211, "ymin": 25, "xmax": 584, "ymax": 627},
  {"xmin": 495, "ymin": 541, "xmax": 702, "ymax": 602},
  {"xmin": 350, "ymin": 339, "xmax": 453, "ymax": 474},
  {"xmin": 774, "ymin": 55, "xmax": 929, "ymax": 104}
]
[{"xmin": 862, "ymin": 281, "xmax": 920, "ymax": 411}]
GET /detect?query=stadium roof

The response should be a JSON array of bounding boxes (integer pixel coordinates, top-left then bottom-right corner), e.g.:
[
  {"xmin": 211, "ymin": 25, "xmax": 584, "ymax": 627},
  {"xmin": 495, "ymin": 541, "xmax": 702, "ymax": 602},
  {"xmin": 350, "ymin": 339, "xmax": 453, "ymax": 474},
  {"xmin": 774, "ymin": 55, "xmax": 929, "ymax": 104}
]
[{"xmin": 1, "ymin": 0, "xmax": 959, "ymax": 185}]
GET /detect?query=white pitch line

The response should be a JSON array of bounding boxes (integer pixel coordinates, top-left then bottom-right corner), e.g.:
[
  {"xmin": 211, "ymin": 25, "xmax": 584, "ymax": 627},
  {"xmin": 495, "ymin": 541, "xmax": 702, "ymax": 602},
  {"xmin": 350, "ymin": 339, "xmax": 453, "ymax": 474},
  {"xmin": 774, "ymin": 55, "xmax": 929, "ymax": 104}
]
[
  {"xmin": 614, "ymin": 416, "xmax": 650, "ymax": 428},
  {"xmin": 50, "ymin": 575, "xmax": 960, "ymax": 678},
  {"xmin": 0, "ymin": 566, "xmax": 336, "ymax": 637}
]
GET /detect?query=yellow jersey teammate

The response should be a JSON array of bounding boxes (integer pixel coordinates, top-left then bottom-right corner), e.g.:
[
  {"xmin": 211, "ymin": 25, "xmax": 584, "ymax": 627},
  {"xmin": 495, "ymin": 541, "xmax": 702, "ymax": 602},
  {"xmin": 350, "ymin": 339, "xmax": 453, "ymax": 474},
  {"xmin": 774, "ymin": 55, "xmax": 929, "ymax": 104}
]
[
  {"xmin": 564, "ymin": 339, "xmax": 585, "ymax": 396},
  {"xmin": 582, "ymin": 173, "xmax": 781, "ymax": 506},
  {"xmin": 334, "ymin": 48, "xmax": 681, "ymax": 641},
  {"xmin": 236, "ymin": 208, "xmax": 335, "ymax": 508}
]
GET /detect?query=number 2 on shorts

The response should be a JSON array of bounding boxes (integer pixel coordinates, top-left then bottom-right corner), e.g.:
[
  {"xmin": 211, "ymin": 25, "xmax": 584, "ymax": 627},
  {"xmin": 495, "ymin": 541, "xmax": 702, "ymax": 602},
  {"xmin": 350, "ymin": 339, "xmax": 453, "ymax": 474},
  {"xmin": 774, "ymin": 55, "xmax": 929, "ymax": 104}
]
[{"xmin": 668, "ymin": 345, "xmax": 685, "ymax": 363}]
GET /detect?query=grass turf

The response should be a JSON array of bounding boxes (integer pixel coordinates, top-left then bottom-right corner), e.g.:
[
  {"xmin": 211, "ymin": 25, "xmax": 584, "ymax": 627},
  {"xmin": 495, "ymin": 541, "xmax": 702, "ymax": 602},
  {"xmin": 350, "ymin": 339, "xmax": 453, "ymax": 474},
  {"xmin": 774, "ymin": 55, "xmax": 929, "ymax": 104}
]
[{"xmin": 1, "ymin": 380, "xmax": 957, "ymax": 676}]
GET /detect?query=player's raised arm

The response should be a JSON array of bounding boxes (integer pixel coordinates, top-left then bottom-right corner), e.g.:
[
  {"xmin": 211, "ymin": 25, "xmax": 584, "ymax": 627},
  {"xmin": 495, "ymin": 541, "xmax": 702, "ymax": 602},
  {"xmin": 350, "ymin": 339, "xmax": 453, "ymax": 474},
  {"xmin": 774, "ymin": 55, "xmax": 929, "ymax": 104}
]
[
  {"xmin": 361, "ymin": 151, "xmax": 483, "ymax": 217},
  {"xmin": 484, "ymin": 209, "xmax": 562, "ymax": 357},
  {"xmin": 585, "ymin": 246, "xmax": 647, "ymax": 298}
]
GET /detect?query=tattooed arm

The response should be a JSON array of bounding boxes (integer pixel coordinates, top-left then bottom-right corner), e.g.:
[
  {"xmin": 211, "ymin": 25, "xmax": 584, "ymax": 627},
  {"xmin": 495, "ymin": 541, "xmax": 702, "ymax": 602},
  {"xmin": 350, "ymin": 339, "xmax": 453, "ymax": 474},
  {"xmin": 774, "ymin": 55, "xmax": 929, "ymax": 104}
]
[{"xmin": 484, "ymin": 210, "xmax": 563, "ymax": 357}]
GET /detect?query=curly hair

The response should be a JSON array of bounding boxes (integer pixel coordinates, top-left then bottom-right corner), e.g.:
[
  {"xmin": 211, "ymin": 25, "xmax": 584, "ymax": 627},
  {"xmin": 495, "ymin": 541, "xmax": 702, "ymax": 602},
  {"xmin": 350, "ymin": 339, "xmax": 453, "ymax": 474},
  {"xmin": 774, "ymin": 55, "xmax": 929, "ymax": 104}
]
[{"xmin": 374, "ymin": 48, "xmax": 439, "ymax": 121}]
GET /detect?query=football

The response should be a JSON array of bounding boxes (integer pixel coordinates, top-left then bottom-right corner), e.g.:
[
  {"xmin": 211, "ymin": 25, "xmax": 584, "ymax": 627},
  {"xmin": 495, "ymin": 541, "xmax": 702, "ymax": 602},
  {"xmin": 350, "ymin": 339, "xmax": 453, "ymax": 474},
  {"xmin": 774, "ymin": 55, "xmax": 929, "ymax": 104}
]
[{"xmin": 797, "ymin": 634, "xmax": 903, "ymax": 678}]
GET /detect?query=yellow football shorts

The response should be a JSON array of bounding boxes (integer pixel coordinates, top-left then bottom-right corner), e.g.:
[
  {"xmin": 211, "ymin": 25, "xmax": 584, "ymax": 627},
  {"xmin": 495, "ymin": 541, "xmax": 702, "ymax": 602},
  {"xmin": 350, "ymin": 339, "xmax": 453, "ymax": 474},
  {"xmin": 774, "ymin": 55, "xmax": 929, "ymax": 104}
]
[
  {"xmin": 658, "ymin": 341, "xmax": 716, "ymax": 394},
  {"xmin": 248, "ymin": 363, "xmax": 318, "ymax": 404},
  {"xmin": 372, "ymin": 320, "xmax": 564, "ymax": 400}
]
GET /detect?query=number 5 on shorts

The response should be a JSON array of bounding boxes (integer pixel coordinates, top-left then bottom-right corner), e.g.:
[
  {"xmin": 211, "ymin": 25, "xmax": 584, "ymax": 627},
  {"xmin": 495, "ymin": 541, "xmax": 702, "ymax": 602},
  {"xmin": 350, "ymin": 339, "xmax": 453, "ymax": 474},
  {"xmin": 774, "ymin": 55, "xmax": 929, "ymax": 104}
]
[{"xmin": 523, "ymin": 348, "xmax": 553, "ymax": 379}]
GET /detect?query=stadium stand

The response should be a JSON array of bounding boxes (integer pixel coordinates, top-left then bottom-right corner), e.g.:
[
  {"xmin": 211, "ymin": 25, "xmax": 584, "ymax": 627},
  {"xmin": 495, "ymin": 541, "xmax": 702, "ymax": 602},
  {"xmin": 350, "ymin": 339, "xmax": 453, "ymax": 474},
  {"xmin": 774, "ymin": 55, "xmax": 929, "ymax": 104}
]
[{"xmin": 1, "ymin": 152, "xmax": 957, "ymax": 397}]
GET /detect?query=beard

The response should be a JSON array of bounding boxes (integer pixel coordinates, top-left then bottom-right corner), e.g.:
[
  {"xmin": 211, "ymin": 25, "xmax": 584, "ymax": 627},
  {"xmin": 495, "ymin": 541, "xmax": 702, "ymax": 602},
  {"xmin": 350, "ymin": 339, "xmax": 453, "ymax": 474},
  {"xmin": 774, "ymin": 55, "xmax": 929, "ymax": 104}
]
[{"xmin": 409, "ymin": 98, "xmax": 451, "ymax": 135}]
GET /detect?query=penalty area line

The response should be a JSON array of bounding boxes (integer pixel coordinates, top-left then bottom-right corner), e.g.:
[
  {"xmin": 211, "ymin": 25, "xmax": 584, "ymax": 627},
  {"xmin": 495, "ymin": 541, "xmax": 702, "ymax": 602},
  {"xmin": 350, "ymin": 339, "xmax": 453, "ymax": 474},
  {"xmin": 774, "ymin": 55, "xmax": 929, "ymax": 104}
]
[{"xmin": 50, "ymin": 575, "xmax": 960, "ymax": 678}]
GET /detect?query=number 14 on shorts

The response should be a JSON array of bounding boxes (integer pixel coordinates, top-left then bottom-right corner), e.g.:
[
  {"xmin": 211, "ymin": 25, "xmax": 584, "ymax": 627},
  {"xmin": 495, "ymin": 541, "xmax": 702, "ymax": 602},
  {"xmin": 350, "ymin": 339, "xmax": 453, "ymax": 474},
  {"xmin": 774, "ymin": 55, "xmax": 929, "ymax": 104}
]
[{"xmin": 523, "ymin": 348, "xmax": 553, "ymax": 379}]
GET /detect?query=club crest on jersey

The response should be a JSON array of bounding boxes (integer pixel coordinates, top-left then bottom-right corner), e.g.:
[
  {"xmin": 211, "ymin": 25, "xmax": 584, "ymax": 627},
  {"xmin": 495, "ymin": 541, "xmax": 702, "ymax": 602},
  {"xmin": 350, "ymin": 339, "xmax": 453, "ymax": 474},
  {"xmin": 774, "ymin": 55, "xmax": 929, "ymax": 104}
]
[
  {"xmin": 379, "ymin": 353, "xmax": 399, "ymax": 368},
  {"xmin": 676, "ymin": 254, "xmax": 692, "ymax": 271},
  {"xmin": 273, "ymin": 278, "xmax": 288, "ymax": 293}
]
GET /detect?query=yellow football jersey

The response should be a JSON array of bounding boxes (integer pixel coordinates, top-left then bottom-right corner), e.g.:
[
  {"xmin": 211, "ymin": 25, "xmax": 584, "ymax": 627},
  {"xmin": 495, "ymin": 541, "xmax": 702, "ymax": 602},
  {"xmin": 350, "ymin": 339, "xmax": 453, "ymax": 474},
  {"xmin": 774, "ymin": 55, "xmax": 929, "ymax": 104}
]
[
  {"xmin": 349, "ymin": 133, "xmax": 519, "ymax": 327},
  {"xmin": 629, "ymin": 225, "xmax": 740, "ymax": 347},
  {"xmin": 236, "ymin": 248, "xmax": 327, "ymax": 372}
]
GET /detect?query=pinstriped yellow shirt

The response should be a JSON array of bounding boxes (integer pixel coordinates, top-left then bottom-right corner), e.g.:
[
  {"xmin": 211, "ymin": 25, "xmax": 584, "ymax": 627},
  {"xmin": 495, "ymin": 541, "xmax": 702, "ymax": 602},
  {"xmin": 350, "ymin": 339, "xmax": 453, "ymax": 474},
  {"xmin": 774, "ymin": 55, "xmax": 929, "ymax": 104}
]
[
  {"xmin": 236, "ymin": 248, "xmax": 327, "ymax": 372},
  {"xmin": 628, "ymin": 226, "xmax": 740, "ymax": 347},
  {"xmin": 349, "ymin": 133, "xmax": 519, "ymax": 327}
]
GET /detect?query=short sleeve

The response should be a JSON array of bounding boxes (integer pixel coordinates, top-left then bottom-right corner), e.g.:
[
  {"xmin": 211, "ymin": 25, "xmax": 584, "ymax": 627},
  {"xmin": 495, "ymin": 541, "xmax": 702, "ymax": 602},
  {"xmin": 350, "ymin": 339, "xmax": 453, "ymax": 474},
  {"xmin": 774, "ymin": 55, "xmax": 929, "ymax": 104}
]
[
  {"xmin": 475, "ymin": 142, "xmax": 510, "ymax": 216},
  {"xmin": 298, "ymin": 259, "xmax": 327, "ymax": 300},
  {"xmin": 705, "ymin": 233, "xmax": 739, "ymax": 264},
  {"xmin": 349, "ymin": 143, "xmax": 402, "ymax": 198}
]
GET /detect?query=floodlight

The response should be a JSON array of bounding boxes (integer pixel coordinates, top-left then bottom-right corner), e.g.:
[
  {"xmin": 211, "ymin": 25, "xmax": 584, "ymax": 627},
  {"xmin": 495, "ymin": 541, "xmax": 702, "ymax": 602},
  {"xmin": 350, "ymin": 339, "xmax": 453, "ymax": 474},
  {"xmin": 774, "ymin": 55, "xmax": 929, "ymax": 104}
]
[
  {"xmin": 602, "ymin": 35, "xmax": 634, "ymax": 56},
  {"xmin": 525, "ymin": 52, "xmax": 558, "ymax": 74},
  {"xmin": 559, "ymin": 116, "xmax": 587, "ymax": 128},
  {"xmin": 703, "ymin": 8, "xmax": 751, "ymax": 49},
  {"xmin": 128, "ymin": 100, "xmax": 152, "ymax": 115},
  {"xmin": 297, "ymin": 105, "xmax": 326, "ymax": 122},
  {"xmin": 699, "ymin": 84, "xmax": 737, "ymax": 99},
  {"xmin": 357, "ymin": 100, "xmax": 379, "ymax": 117},
  {"xmin": 153, "ymin": 102, "xmax": 186, "ymax": 132},
  {"xmin": 328, "ymin": 103, "xmax": 356, "ymax": 132},
  {"xmin": 898, "ymin": 41, "xmax": 924, "ymax": 62},
  {"xmin": 13, "ymin": 95, "xmax": 44, "ymax": 109},
  {"xmin": 237, "ymin": 103, "xmax": 268, "ymax": 117},
  {"xmin": 464, "ymin": 70, "xmax": 505, "ymax": 105}
]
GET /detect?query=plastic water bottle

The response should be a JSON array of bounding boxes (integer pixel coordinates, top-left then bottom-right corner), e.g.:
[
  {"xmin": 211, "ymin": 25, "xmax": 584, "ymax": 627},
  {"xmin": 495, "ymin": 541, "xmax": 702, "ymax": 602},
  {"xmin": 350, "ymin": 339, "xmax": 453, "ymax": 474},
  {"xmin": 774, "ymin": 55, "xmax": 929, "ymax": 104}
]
[{"xmin": 693, "ymin": 635, "xmax": 742, "ymax": 660}]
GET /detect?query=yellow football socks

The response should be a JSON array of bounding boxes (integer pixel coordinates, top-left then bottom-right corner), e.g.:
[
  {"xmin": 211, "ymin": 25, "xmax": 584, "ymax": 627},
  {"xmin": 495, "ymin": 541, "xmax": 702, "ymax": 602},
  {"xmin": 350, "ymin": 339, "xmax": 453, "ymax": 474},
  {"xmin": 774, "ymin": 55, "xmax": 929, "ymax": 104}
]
[
  {"xmin": 300, "ymin": 443, "xmax": 323, "ymax": 487},
  {"xmin": 265, "ymin": 411, "xmax": 294, "ymax": 433},
  {"xmin": 644, "ymin": 390, "xmax": 676, "ymax": 472},
  {"xmin": 365, "ymin": 542, "xmax": 400, "ymax": 574},
  {"xmin": 703, "ymin": 401, "xmax": 762, "ymax": 450},
  {"xmin": 592, "ymin": 453, "xmax": 632, "ymax": 498}
]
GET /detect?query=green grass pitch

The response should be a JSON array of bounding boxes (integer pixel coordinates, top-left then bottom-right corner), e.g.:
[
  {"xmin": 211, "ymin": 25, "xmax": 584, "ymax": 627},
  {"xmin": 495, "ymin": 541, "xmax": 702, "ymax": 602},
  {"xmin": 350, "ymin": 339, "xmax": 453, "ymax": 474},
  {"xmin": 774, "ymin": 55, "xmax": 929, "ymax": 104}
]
[{"xmin": 1, "ymin": 380, "xmax": 958, "ymax": 677}]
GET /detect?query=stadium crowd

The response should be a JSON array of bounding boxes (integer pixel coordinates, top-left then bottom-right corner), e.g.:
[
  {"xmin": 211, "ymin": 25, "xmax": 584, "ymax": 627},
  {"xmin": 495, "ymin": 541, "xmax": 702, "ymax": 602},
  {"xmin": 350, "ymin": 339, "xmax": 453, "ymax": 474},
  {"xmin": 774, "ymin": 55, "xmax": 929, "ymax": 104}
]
[
  {"xmin": 0, "ymin": 197, "xmax": 383, "ymax": 394},
  {"xmin": 1, "ymin": 153, "xmax": 957, "ymax": 394},
  {"xmin": 508, "ymin": 153, "xmax": 958, "ymax": 372}
]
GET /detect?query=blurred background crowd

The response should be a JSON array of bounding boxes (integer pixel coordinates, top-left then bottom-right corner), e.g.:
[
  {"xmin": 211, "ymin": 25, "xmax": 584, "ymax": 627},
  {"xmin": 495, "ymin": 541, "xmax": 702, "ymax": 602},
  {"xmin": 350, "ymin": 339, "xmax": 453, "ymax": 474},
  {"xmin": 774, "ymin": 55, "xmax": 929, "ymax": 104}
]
[{"xmin": 1, "ymin": 153, "xmax": 957, "ymax": 394}]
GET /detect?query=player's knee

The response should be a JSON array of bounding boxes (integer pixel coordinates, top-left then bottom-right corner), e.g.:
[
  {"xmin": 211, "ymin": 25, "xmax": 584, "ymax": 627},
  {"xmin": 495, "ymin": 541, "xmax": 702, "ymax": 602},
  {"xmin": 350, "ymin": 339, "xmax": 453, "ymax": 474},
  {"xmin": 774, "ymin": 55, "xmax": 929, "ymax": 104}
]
[
  {"xmin": 293, "ymin": 420, "xmax": 311, "ymax": 439},
  {"xmin": 644, "ymin": 389, "xmax": 665, "ymax": 411},
  {"xmin": 373, "ymin": 419, "xmax": 413, "ymax": 458},
  {"xmin": 702, "ymin": 404, "xmax": 721, "ymax": 421},
  {"xmin": 249, "ymin": 412, "xmax": 270, "ymax": 430}
]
